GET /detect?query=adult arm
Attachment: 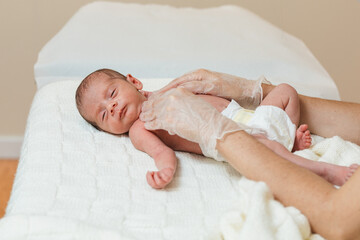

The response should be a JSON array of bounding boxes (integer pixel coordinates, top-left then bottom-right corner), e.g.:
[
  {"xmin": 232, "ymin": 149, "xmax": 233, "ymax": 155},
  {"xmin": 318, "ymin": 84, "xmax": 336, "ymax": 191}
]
[
  {"xmin": 155, "ymin": 69, "xmax": 270, "ymax": 110},
  {"xmin": 160, "ymin": 69, "xmax": 360, "ymax": 144},
  {"xmin": 140, "ymin": 88, "xmax": 360, "ymax": 239}
]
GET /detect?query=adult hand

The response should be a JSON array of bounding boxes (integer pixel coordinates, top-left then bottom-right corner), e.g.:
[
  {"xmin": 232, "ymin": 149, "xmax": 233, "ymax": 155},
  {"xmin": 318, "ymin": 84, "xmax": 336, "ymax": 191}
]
[
  {"xmin": 140, "ymin": 88, "xmax": 248, "ymax": 160},
  {"xmin": 156, "ymin": 69, "xmax": 270, "ymax": 109}
]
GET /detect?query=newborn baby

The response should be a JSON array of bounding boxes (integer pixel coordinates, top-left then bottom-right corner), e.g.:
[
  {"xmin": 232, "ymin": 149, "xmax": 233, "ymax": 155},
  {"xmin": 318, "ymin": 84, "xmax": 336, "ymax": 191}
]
[{"xmin": 76, "ymin": 69, "xmax": 358, "ymax": 189}]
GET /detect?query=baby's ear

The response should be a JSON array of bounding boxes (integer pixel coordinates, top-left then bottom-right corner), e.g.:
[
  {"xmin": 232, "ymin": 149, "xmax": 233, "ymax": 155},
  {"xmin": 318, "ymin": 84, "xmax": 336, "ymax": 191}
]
[{"xmin": 126, "ymin": 74, "xmax": 143, "ymax": 90}]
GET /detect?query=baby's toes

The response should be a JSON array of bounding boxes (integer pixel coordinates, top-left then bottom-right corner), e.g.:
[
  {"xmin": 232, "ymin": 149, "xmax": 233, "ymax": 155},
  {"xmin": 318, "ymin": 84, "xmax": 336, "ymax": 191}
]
[
  {"xmin": 345, "ymin": 164, "xmax": 359, "ymax": 181},
  {"xmin": 298, "ymin": 124, "xmax": 308, "ymax": 132},
  {"xmin": 350, "ymin": 164, "xmax": 359, "ymax": 172}
]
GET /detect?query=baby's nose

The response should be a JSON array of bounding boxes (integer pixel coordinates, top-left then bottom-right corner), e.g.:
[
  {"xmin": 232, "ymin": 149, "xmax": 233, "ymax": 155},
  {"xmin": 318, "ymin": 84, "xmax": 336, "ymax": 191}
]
[{"xmin": 110, "ymin": 102, "xmax": 118, "ymax": 114}]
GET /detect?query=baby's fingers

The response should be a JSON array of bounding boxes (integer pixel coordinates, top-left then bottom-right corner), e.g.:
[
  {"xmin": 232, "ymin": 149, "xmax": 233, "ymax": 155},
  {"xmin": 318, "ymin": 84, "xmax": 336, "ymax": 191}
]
[
  {"xmin": 146, "ymin": 171, "xmax": 157, "ymax": 188},
  {"xmin": 147, "ymin": 171, "xmax": 166, "ymax": 189},
  {"xmin": 154, "ymin": 172, "xmax": 167, "ymax": 186},
  {"xmin": 159, "ymin": 170, "xmax": 171, "ymax": 182}
]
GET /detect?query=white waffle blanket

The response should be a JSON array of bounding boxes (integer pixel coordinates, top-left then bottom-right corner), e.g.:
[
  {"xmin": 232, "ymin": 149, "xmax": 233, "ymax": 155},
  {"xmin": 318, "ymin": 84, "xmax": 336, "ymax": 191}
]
[{"xmin": 0, "ymin": 81, "xmax": 359, "ymax": 240}]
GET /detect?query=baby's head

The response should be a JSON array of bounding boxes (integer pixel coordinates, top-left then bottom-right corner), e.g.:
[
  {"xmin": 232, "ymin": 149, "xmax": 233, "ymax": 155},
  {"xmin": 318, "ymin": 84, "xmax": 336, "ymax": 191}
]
[{"xmin": 76, "ymin": 69, "xmax": 146, "ymax": 134}]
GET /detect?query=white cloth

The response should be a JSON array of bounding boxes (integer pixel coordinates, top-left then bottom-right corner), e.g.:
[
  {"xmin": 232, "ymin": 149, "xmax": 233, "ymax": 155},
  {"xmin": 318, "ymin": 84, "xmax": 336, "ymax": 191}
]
[{"xmin": 222, "ymin": 100, "xmax": 296, "ymax": 151}]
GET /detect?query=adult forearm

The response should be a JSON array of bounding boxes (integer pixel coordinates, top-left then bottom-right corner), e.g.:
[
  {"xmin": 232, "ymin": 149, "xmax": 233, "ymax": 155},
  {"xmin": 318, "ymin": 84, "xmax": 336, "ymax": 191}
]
[
  {"xmin": 299, "ymin": 96, "xmax": 360, "ymax": 144},
  {"xmin": 216, "ymin": 130, "xmax": 342, "ymax": 239}
]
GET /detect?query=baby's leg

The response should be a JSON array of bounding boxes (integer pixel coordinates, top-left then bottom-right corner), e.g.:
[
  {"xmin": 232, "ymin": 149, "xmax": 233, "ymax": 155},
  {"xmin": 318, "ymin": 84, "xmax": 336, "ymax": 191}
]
[
  {"xmin": 261, "ymin": 84, "xmax": 311, "ymax": 151},
  {"xmin": 254, "ymin": 134, "xmax": 359, "ymax": 186},
  {"xmin": 260, "ymin": 83, "xmax": 300, "ymax": 126}
]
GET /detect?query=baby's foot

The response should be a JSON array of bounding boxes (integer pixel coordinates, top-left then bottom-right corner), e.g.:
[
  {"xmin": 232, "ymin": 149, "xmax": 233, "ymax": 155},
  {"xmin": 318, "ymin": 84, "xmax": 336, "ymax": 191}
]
[
  {"xmin": 345, "ymin": 164, "xmax": 360, "ymax": 182},
  {"xmin": 292, "ymin": 124, "xmax": 312, "ymax": 152},
  {"xmin": 321, "ymin": 163, "xmax": 360, "ymax": 186}
]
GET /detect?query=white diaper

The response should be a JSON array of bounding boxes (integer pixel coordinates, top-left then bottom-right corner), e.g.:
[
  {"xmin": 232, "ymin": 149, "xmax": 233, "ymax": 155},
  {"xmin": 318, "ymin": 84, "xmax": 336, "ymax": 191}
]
[{"xmin": 222, "ymin": 100, "xmax": 296, "ymax": 152}]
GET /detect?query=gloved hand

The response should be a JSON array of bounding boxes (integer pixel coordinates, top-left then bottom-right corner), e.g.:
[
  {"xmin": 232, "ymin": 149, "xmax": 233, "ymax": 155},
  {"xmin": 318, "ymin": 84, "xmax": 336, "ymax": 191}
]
[
  {"xmin": 155, "ymin": 69, "xmax": 270, "ymax": 110},
  {"xmin": 140, "ymin": 88, "xmax": 248, "ymax": 161}
]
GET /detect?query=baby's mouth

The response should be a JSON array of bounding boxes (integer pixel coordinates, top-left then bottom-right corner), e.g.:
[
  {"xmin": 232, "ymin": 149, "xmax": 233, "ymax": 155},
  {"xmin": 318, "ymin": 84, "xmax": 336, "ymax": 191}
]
[{"xmin": 119, "ymin": 106, "xmax": 126, "ymax": 119}]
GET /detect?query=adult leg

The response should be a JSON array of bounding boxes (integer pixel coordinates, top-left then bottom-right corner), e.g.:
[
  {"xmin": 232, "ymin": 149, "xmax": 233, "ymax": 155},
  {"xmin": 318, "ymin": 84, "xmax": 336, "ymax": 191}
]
[
  {"xmin": 217, "ymin": 131, "xmax": 360, "ymax": 240},
  {"xmin": 262, "ymin": 84, "xmax": 360, "ymax": 144}
]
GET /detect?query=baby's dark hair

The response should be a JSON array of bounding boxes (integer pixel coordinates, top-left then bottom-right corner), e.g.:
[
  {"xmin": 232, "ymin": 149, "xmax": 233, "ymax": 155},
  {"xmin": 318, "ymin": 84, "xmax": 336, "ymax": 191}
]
[{"xmin": 75, "ymin": 68, "xmax": 126, "ymax": 128}]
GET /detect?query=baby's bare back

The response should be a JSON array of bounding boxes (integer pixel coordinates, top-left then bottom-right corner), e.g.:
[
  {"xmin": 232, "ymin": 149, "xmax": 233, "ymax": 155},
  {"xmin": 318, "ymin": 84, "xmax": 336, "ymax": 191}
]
[{"xmin": 151, "ymin": 95, "xmax": 230, "ymax": 154}]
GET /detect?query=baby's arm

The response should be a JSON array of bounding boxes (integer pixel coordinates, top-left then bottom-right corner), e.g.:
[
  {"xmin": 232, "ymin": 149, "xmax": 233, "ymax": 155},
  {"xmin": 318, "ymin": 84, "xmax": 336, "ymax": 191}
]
[{"xmin": 129, "ymin": 120, "xmax": 177, "ymax": 189}]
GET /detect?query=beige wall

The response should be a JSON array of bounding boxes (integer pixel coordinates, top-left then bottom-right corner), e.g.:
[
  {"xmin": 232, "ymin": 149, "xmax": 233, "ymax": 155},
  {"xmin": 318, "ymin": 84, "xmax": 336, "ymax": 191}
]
[{"xmin": 1, "ymin": 0, "xmax": 359, "ymax": 136}]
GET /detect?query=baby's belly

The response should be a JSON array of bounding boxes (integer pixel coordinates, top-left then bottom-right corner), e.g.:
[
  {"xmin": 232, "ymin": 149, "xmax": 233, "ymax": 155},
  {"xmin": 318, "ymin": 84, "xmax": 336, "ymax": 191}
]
[{"xmin": 152, "ymin": 95, "xmax": 230, "ymax": 155}]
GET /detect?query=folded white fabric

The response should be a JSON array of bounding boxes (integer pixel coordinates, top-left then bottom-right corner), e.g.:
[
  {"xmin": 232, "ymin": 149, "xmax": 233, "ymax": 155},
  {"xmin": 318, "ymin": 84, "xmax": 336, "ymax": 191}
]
[{"xmin": 219, "ymin": 178, "xmax": 322, "ymax": 240}]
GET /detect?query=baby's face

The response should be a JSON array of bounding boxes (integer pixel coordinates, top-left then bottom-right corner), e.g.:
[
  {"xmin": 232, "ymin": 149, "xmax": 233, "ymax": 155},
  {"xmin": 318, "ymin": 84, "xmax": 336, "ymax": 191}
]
[{"xmin": 81, "ymin": 73, "xmax": 146, "ymax": 134}]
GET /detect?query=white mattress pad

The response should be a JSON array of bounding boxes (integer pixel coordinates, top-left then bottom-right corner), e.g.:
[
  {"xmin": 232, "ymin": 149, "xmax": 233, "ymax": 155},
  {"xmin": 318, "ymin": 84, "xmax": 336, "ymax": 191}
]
[{"xmin": 3, "ymin": 80, "xmax": 244, "ymax": 239}]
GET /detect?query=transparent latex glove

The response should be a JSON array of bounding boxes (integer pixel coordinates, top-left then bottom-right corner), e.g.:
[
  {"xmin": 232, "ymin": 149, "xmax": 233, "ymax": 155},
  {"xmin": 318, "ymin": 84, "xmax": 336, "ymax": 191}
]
[
  {"xmin": 156, "ymin": 69, "xmax": 270, "ymax": 110},
  {"xmin": 140, "ymin": 88, "xmax": 249, "ymax": 161}
]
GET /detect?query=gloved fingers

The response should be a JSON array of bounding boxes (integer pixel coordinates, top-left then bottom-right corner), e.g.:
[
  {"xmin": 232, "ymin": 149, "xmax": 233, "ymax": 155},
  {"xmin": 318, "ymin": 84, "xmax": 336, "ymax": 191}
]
[
  {"xmin": 154, "ymin": 69, "xmax": 208, "ymax": 94},
  {"xmin": 139, "ymin": 111, "xmax": 155, "ymax": 122},
  {"xmin": 139, "ymin": 100, "xmax": 156, "ymax": 121},
  {"xmin": 154, "ymin": 75, "xmax": 190, "ymax": 94},
  {"xmin": 139, "ymin": 90, "xmax": 152, "ymax": 99},
  {"xmin": 179, "ymin": 81, "xmax": 209, "ymax": 94},
  {"xmin": 141, "ymin": 96, "xmax": 154, "ymax": 113},
  {"xmin": 143, "ymin": 116, "xmax": 178, "ymax": 134},
  {"xmin": 144, "ymin": 119, "xmax": 161, "ymax": 131}
]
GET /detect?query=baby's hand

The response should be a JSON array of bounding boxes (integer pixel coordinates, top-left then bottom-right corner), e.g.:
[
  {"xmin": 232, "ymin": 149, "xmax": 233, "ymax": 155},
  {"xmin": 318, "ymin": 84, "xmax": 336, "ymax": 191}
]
[{"xmin": 146, "ymin": 167, "xmax": 174, "ymax": 189}]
